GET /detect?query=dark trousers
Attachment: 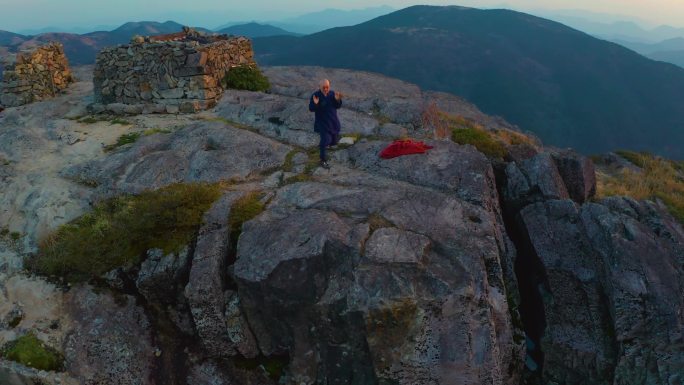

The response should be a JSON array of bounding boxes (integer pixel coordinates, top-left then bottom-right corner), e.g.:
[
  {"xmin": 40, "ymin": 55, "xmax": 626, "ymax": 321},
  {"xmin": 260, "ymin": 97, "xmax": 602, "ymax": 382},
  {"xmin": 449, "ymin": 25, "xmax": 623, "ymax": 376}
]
[{"xmin": 319, "ymin": 131, "xmax": 340, "ymax": 161}]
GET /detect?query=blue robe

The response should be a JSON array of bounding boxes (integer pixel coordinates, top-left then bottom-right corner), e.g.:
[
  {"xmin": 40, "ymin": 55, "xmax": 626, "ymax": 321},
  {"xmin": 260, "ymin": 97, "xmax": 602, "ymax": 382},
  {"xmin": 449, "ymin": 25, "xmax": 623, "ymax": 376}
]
[
  {"xmin": 309, "ymin": 90, "xmax": 342, "ymax": 134},
  {"xmin": 309, "ymin": 90, "xmax": 342, "ymax": 161}
]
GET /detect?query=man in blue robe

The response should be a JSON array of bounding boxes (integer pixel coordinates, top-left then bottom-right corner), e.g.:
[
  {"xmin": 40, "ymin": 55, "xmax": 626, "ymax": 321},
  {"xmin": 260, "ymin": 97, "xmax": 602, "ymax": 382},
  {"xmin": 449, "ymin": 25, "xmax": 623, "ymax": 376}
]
[{"xmin": 309, "ymin": 79, "xmax": 343, "ymax": 169}]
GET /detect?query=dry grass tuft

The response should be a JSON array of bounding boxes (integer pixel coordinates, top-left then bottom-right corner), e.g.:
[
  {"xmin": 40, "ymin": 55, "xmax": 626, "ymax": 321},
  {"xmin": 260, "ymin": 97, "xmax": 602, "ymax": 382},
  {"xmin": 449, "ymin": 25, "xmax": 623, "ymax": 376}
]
[{"xmin": 597, "ymin": 151, "xmax": 684, "ymax": 223}]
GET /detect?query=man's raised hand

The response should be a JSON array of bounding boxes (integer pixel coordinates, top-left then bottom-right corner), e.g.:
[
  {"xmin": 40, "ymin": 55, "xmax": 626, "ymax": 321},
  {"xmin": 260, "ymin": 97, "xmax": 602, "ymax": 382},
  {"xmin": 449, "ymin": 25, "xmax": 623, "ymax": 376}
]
[
  {"xmin": 313, "ymin": 95, "xmax": 319, "ymax": 104},
  {"xmin": 335, "ymin": 92, "xmax": 343, "ymax": 101}
]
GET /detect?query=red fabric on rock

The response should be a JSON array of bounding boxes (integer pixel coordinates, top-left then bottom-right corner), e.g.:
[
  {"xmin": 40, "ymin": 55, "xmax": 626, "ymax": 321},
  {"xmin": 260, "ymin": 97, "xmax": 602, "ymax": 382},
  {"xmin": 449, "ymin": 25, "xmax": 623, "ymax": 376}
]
[{"xmin": 379, "ymin": 139, "xmax": 434, "ymax": 159}]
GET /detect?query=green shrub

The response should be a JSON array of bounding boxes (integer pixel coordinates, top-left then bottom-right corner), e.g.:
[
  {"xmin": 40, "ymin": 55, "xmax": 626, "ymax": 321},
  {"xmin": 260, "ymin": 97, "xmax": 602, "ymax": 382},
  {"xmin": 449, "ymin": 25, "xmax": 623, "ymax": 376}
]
[
  {"xmin": 223, "ymin": 66, "xmax": 270, "ymax": 92},
  {"xmin": 31, "ymin": 183, "xmax": 223, "ymax": 282},
  {"xmin": 1, "ymin": 333, "xmax": 63, "ymax": 371},
  {"xmin": 451, "ymin": 126, "xmax": 507, "ymax": 159}
]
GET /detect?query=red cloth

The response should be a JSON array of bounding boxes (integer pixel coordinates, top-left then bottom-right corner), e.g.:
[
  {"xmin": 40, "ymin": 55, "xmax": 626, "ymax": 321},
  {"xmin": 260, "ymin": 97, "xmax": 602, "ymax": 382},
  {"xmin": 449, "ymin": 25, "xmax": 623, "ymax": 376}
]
[{"xmin": 379, "ymin": 139, "xmax": 434, "ymax": 159}]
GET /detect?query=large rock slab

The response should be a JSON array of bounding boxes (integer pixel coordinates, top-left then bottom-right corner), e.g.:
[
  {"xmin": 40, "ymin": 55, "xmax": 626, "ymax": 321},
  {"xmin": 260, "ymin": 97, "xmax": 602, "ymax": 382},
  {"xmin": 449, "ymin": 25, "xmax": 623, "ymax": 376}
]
[
  {"xmin": 517, "ymin": 197, "xmax": 684, "ymax": 385},
  {"xmin": 215, "ymin": 89, "xmax": 378, "ymax": 147},
  {"xmin": 345, "ymin": 140, "xmax": 499, "ymax": 208},
  {"xmin": 233, "ymin": 164, "xmax": 523, "ymax": 384},
  {"xmin": 185, "ymin": 191, "xmax": 259, "ymax": 359},
  {"xmin": 63, "ymin": 121, "xmax": 292, "ymax": 195}
]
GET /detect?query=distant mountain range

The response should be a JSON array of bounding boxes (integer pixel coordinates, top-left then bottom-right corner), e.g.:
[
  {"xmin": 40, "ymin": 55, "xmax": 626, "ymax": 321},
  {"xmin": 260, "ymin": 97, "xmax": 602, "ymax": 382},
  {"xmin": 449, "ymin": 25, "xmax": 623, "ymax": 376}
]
[
  {"xmin": 217, "ymin": 22, "xmax": 299, "ymax": 38},
  {"xmin": 0, "ymin": 21, "xmax": 191, "ymax": 64},
  {"xmin": 531, "ymin": 10, "xmax": 684, "ymax": 68},
  {"xmin": 648, "ymin": 50, "xmax": 684, "ymax": 68},
  {"xmin": 253, "ymin": 5, "xmax": 684, "ymax": 158},
  {"xmin": 0, "ymin": 20, "xmax": 299, "ymax": 65},
  {"xmin": 608, "ymin": 37, "xmax": 684, "ymax": 68},
  {"xmin": 269, "ymin": 6, "xmax": 395, "ymax": 34},
  {"xmin": 536, "ymin": 11, "xmax": 684, "ymax": 43},
  {"xmin": 214, "ymin": 6, "xmax": 395, "ymax": 35}
]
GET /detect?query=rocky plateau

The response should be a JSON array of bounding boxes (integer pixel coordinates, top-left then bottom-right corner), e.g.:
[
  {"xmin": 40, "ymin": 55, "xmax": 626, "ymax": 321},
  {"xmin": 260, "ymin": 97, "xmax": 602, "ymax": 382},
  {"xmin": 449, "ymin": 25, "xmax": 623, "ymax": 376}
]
[{"xmin": 0, "ymin": 64, "xmax": 682, "ymax": 385}]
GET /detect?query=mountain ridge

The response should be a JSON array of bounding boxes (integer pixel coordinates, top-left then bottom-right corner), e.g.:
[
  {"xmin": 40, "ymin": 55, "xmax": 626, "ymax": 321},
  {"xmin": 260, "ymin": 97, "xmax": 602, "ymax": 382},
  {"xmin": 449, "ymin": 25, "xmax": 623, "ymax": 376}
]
[{"xmin": 253, "ymin": 5, "xmax": 684, "ymax": 158}]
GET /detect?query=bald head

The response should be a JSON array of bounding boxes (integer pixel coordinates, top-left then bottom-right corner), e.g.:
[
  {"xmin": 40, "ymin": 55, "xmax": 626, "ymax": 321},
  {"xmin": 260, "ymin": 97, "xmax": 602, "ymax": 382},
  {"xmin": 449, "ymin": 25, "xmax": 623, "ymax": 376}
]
[{"xmin": 319, "ymin": 79, "xmax": 330, "ymax": 96}]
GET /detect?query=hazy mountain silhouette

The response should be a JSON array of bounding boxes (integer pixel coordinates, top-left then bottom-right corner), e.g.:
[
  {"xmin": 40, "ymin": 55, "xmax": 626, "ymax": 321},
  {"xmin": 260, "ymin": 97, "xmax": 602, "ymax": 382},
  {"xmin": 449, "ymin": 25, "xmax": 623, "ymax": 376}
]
[
  {"xmin": 253, "ymin": 5, "xmax": 684, "ymax": 158},
  {"xmin": 217, "ymin": 22, "xmax": 299, "ymax": 38},
  {"xmin": 649, "ymin": 50, "xmax": 684, "ymax": 68},
  {"xmin": 0, "ymin": 21, "xmax": 209, "ymax": 65},
  {"xmin": 614, "ymin": 37, "xmax": 684, "ymax": 54}
]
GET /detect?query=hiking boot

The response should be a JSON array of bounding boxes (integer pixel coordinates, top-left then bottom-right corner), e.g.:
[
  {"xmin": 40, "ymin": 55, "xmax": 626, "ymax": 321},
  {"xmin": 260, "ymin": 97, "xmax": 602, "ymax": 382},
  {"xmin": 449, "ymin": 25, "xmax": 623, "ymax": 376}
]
[{"xmin": 319, "ymin": 160, "xmax": 331, "ymax": 169}]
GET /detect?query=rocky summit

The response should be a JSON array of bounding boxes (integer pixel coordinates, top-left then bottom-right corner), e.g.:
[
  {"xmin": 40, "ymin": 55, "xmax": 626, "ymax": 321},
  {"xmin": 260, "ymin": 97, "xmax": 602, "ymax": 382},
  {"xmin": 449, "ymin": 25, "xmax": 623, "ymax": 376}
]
[{"xmin": 0, "ymin": 64, "xmax": 682, "ymax": 385}]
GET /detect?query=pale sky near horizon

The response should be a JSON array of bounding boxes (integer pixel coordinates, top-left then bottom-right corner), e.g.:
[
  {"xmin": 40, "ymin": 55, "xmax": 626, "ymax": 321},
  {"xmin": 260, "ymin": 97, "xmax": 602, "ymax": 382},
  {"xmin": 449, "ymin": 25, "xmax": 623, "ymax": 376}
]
[{"xmin": 1, "ymin": 0, "xmax": 682, "ymax": 32}]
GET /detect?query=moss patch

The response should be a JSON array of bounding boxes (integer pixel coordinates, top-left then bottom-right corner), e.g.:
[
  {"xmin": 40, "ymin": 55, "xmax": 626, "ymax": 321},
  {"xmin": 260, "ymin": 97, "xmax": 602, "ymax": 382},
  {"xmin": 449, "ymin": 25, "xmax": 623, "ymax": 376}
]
[
  {"xmin": 597, "ymin": 151, "xmax": 684, "ymax": 223},
  {"xmin": 367, "ymin": 213, "xmax": 393, "ymax": 233},
  {"xmin": 104, "ymin": 132, "xmax": 142, "ymax": 152},
  {"xmin": 452, "ymin": 126, "xmax": 506, "ymax": 159},
  {"xmin": 31, "ymin": 182, "xmax": 223, "ymax": 282},
  {"xmin": 228, "ymin": 191, "xmax": 266, "ymax": 252},
  {"xmin": 110, "ymin": 118, "xmax": 131, "ymax": 125},
  {"xmin": 282, "ymin": 173, "xmax": 314, "ymax": 185},
  {"xmin": 234, "ymin": 354, "xmax": 289, "ymax": 381},
  {"xmin": 1, "ymin": 333, "xmax": 63, "ymax": 371},
  {"xmin": 282, "ymin": 150, "xmax": 298, "ymax": 172},
  {"xmin": 422, "ymin": 104, "xmax": 531, "ymax": 158},
  {"xmin": 204, "ymin": 117, "xmax": 259, "ymax": 133},
  {"xmin": 223, "ymin": 66, "xmax": 270, "ymax": 92}
]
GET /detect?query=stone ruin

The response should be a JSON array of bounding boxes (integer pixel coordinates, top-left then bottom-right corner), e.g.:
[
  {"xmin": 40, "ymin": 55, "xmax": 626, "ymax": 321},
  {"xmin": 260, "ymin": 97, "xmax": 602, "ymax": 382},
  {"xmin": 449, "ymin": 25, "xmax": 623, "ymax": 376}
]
[
  {"xmin": 0, "ymin": 42, "xmax": 74, "ymax": 108},
  {"xmin": 92, "ymin": 27, "xmax": 256, "ymax": 114}
]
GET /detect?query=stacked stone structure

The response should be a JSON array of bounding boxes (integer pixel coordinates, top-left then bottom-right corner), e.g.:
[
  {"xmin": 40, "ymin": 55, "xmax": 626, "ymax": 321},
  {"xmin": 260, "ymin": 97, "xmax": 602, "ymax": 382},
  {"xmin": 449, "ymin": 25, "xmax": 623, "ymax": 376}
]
[
  {"xmin": 0, "ymin": 42, "xmax": 73, "ymax": 107},
  {"xmin": 92, "ymin": 28, "xmax": 256, "ymax": 114}
]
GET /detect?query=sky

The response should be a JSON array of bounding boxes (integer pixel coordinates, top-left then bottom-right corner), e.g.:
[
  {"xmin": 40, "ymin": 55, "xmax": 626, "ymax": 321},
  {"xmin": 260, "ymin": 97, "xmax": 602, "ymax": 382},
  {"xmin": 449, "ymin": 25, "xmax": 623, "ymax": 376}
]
[{"xmin": 1, "ymin": 0, "xmax": 683, "ymax": 32}]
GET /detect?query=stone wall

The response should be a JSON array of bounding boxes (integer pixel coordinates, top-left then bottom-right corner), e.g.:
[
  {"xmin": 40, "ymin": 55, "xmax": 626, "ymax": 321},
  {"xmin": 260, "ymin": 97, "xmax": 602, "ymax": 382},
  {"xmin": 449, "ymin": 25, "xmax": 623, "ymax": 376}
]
[
  {"xmin": 92, "ymin": 29, "xmax": 255, "ymax": 114},
  {"xmin": 0, "ymin": 43, "xmax": 73, "ymax": 107}
]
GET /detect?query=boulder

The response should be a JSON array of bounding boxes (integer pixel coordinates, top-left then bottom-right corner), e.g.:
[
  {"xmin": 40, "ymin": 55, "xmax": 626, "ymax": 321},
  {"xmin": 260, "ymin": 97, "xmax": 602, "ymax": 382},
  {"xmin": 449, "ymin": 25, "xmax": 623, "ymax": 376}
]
[
  {"xmin": 63, "ymin": 286, "xmax": 156, "ymax": 385},
  {"xmin": 550, "ymin": 149, "xmax": 597, "ymax": 204},
  {"xmin": 503, "ymin": 152, "xmax": 569, "ymax": 213}
]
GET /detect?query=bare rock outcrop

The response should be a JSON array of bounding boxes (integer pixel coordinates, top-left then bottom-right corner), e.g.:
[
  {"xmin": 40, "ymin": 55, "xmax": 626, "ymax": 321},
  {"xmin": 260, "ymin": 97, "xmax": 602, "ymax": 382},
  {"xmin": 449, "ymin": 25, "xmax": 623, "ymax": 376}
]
[
  {"xmin": 502, "ymin": 148, "xmax": 684, "ymax": 384},
  {"xmin": 62, "ymin": 120, "xmax": 292, "ymax": 195},
  {"xmin": 232, "ymin": 142, "xmax": 523, "ymax": 384}
]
